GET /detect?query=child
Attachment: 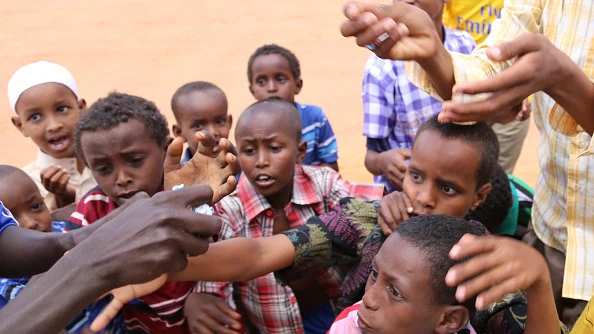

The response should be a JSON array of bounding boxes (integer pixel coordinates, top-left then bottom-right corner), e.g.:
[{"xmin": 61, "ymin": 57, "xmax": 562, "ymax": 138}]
[
  {"xmin": 171, "ymin": 81, "xmax": 232, "ymax": 162},
  {"xmin": 247, "ymin": 44, "xmax": 339, "ymax": 171},
  {"xmin": 361, "ymin": 0, "xmax": 476, "ymax": 192},
  {"xmin": 192, "ymin": 98, "xmax": 383, "ymax": 334},
  {"xmin": 69, "ymin": 92, "xmax": 204, "ymax": 333},
  {"xmin": 0, "ymin": 165, "xmax": 126, "ymax": 333},
  {"xmin": 8, "ymin": 61, "xmax": 97, "ymax": 211}
]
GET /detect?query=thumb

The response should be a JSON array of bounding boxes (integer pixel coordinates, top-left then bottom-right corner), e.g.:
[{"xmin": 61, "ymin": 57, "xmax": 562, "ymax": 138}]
[
  {"xmin": 164, "ymin": 137, "xmax": 184, "ymax": 173},
  {"xmin": 90, "ymin": 297, "xmax": 125, "ymax": 332},
  {"xmin": 400, "ymin": 148, "xmax": 412, "ymax": 158},
  {"xmin": 487, "ymin": 34, "xmax": 536, "ymax": 61},
  {"xmin": 196, "ymin": 131, "xmax": 218, "ymax": 158}
]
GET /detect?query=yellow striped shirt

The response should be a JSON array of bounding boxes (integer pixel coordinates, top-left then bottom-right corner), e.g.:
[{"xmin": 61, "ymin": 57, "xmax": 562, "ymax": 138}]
[{"xmin": 406, "ymin": 0, "xmax": 594, "ymax": 300}]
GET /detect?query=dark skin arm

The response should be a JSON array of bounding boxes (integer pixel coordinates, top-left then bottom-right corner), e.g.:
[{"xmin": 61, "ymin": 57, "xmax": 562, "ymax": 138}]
[
  {"xmin": 0, "ymin": 186, "xmax": 221, "ymax": 334},
  {"xmin": 320, "ymin": 162, "xmax": 339, "ymax": 172}
]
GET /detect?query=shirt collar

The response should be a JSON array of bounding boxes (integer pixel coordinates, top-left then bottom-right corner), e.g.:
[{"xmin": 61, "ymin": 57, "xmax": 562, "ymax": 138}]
[
  {"xmin": 237, "ymin": 165, "xmax": 323, "ymax": 221},
  {"xmin": 35, "ymin": 150, "xmax": 79, "ymax": 174}
]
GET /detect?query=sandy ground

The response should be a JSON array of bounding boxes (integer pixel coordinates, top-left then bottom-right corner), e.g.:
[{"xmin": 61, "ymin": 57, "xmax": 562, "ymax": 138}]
[{"xmin": 0, "ymin": 0, "xmax": 540, "ymax": 186}]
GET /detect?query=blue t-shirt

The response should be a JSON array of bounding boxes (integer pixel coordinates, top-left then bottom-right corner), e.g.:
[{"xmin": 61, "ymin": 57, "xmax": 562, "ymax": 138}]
[
  {"xmin": 295, "ymin": 102, "xmax": 338, "ymax": 166},
  {"xmin": 0, "ymin": 202, "xmax": 18, "ymax": 235}
]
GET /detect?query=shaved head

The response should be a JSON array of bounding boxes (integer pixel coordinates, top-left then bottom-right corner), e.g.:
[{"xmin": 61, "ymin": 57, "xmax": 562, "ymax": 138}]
[{"xmin": 235, "ymin": 98, "xmax": 302, "ymax": 142}]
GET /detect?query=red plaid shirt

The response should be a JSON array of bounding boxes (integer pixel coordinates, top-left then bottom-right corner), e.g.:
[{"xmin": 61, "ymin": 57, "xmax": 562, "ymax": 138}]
[
  {"xmin": 69, "ymin": 187, "xmax": 195, "ymax": 334},
  {"xmin": 195, "ymin": 165, "xmax": 384, "ymax": 334}
]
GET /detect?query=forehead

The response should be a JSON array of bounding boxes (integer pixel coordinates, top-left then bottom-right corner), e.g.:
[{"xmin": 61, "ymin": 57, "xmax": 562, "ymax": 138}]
[
  {"xmin": 81, "ymin": 118, "xmax": 160, "ymax": 156},
  {"xmin": 251, "ymin": 54, "xmax": 292, "ymax": 75},
  {"xmin": 0, "ymin": 173, "xmax": 42, "ymax": 208},
  {"xmin": 175, "ymin": 90, "xmax": 227, "ymax": 118},
  {"xmin": 16, "ymin": 82, "xmax": 77, "ymax": 112},
  {"xmin": 412, "ymin": 130, "xmax": 481, "ymax": 180},
  {"xmin": 236, "ymin": 108, "xmax": 297, "ymax": 141}
]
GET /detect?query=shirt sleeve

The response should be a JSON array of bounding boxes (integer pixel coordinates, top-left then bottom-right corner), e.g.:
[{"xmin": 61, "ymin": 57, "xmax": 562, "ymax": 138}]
[
  {"xmin": 315, "ymin": 110, "xmax": 339, "ymax": 164},
  {"xmin": 362, "ymin": 55, "xmax": 397, "ymax": 139},
  {"xmin": 0, "ymin": 203, "xmax": 18, "ymax": 235},
  {"xmin": 365, "ymin": 137, "xmax": 392, "ymax": 152},
  {"xmin": 0, "ymin": 277, "xmax": 29, "ymax": 302}
]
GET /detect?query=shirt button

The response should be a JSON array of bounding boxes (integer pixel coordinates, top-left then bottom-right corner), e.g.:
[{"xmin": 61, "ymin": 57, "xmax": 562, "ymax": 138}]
[
  {"xmin": 581, "ymin": 141, "xmax": 589, "ymax": 149},
  {"xmin": 265, "ymin": 209, "xmax": 274, "ymax": 217},
  {"xmin": 290, "ymin": 296, "xmax": 296, "ymax": 303}
]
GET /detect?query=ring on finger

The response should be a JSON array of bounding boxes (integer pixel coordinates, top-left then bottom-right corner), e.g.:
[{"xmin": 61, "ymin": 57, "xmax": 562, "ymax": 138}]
[{"xmin": 365, "ymin": 32, "xmax": 390, "ymax": 51}]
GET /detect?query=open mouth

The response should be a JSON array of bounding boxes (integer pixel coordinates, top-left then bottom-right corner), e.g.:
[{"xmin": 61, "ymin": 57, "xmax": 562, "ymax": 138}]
[
  {"xmin": 357, "ymin": 313, "xmax": 372, "ymax": 331},
  {"xmin": 117, "ymin": 191, "xmax": 139, "ymax": 201},
  {"xmin": 254, "ymin": 174, "xmax": 274, "ymax": 188},
  {"xmin": 47, "ymin": 136, "xmax": 70, "ymax": 152}
]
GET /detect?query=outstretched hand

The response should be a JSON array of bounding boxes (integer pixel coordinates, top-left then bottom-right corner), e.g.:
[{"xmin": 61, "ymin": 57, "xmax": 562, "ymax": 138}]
[{"xmin": 164, "ymin": 131, "xmax": 241, "ymax": 204}]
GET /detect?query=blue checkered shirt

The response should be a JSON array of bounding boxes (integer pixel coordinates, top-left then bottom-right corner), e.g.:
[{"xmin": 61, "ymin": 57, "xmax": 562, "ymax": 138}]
[{"xmin": 362, "ymin": 26, "xmax": 476, "ymax": 191}]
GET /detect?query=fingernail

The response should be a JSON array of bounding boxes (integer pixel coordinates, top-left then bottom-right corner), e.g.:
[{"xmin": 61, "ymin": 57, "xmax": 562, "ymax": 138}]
[
  {"xmin": 476, "ymin": 297, "xmax": 485, "ymax": 310},
  {"xmin": 396, "ymin": 22, "xmax": 408, "ymax": 35},
  {"xmin": 383, "ymin": 19, "xmax": 396, "ymax": 30},
  {"xmin": 362, "ymin": 12, "xmax": 377, "ymax": 25},
  {"xmin": 445, "ymin": 271, "xmax": 455, "ymax": 284},
  {"xmin": 449, "ymin": 245, "xmax": 460, "ymax": 257},
  {"xmin": 490, "ymin": 47, "xmax": 502, "ymax": 59},
  {"xmin": 407, "ymin": 207, "xmax": 413, "ymax": 213},
  {"xmin": 455, "ymin": 286, "xmax": 466, "ymax": 301},
  {"xmin": 345, "ymin": 4, "xmax": 357, "ymax": 18}
]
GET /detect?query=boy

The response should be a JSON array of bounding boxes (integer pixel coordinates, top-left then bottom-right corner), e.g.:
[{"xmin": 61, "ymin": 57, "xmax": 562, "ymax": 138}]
[
  {"xmin": 361, "ymin": 0, "xmax": 475, "ymax": 192},
  {"xmin": 8, "ymin": 61, "xmax": 97, "ymax": 211},
  {"xmin": 69, "ymin": 92, "xmax": 238, "ymax": 334},
  {"xmin": 171, "ymin": 81, "xmax": 232, "ymax": 162},
  {"xmin": 247, "ymin": 44, "xmax": 339, "ymax": 171},
  {"xmin": 192, "ymin": 98, "xmax": 383, "ymax": 334},
  {"xmin": 0, "ymin": 165, "xmax": 126, "ymax": 333}
]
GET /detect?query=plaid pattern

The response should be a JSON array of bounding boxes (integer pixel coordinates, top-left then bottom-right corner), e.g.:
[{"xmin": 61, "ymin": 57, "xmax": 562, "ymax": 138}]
[
  {"xmin": 195, "ymin": 165, "xmax": 383, "ymax": 334},
  {"xmin": 405, "ymin": 0, "xmax": 594, "ymax": 300},
  {"xmin": 362, "ymin": 27, "xmax": 475, "ymax": 190}
]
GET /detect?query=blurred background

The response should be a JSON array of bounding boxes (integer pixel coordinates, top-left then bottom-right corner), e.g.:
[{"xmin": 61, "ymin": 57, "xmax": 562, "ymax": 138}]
[{"xmin": 0, "ymin": 0, "xmax": 540, "ymax": 185}]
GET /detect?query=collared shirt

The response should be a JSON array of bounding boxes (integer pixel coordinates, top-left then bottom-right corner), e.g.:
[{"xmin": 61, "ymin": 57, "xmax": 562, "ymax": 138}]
[
  {"xmin": 362, "ymin": 27, "xmax": 476, "ymax": 191},
  {"xmin": 69, "ymin": 187, "xmax": 195, "ymax": 334},
  {"xmin": 22, "ymin": 150, "xmax": 96, "ymax": 211},
  {"xmin": 296, "ymin": 102, "xmax": 339, "ymax": 166},
  {"xmin": 195, "ymin": 165, "xmax": 383, "ymax": 334},
  {"xmin": 405, "ymin": 0, "xmax": 594, "ymax": 300}
]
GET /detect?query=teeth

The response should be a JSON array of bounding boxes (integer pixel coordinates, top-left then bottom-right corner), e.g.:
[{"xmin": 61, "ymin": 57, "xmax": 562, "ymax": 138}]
[{"xmin": 256, "ymin": 175, "xmax": 270, "ymax": 181}]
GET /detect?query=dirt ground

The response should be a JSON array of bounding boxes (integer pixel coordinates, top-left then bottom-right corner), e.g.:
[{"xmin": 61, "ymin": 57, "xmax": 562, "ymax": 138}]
[{"xmin": 0, "ymin": 0, "xmax": 541, "ymax": 186}]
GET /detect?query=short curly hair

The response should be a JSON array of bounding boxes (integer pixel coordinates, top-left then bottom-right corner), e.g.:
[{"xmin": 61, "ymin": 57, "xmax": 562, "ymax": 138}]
[
  {"xmin": 466, "ymin": 164, "xmax": 512, "ymax": 233},
  {"xmin": 247, "ymin": 44, "xmax": 301, "ymax": 83},
  {"xmin": 395, "ymin": 214, "xmax": 487, "ymax": 312},
  {"xmin": 74, "ymin": 92, "xmax": 169, "ymax": 164}
]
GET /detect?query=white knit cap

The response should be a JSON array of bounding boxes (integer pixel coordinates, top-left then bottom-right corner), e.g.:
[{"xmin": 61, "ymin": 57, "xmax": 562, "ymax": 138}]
[{"xmin": 7, "ymin": 61, "xmax": 79, "ymax": 113}]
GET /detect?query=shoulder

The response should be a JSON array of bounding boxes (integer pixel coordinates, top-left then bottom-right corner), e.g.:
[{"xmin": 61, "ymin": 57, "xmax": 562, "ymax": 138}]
[
  {"xmin": 295, "ymin": 102, "xmax": 326, "ymax": 119},
  {"xmin": 70, "ymin": 187, "xmax": 113, "ymax": 226}
]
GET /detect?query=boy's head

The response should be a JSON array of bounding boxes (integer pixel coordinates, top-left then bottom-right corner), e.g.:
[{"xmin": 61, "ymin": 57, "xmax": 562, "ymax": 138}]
[
  {"xmin": 0, "ymin": 165, "xmax": 52, "ymax": 232},
  {"xmin": 360, "ymin": 215, "xmax": 485, "ymax": 334},
  {"xmin": 74, "ymin": 92, "xmax": 169, "ymax": 206},
  {"xmin": 466, "ymin": 164, "xmax": 512, "ymax": 232},
  {"xmin": 8, "ymin": 61, "xmax": 86, "ymax": 160},
  {"xmin": 402, "ymin": 116, "xmax": 499, "ymax": 219},
  {"xmin": 235, "ymin": 98, "xmax": 306, "ymax": 201},
  {"xmin": 247, "ymin": 44, "xmax": 303, "ymax": 103},
  {"xmin": 171, "ymin": 81, "xmax": 232, "ymax": 156}
]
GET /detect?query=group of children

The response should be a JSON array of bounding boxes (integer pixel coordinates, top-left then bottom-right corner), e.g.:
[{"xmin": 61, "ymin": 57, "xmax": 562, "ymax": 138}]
[{"xmin": 0, "ymin": 9, "xmax": 578, "ymax": 334}]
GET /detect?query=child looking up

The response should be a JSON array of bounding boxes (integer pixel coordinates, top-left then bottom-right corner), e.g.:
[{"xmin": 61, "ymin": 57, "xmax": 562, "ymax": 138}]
[
  {"xmin": 191, "ymin": 98, "xmax": 383, "ymax": 334},
  {"xmin": 248, "ymin": 44, "xmax": 339, "ymax": 171},
  {"xmin": 8, "ymin": 61, "xmax": 96, "ymax": 211},
  {"xmin": 171, "ymin": 81, "xmax": 232, "ymax": 162}
]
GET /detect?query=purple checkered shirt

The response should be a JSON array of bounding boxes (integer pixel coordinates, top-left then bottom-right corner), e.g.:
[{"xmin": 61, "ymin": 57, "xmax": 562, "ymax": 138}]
[{"xmin": 362, "ymin": 26, "xmax": 476, "ymax": 191}]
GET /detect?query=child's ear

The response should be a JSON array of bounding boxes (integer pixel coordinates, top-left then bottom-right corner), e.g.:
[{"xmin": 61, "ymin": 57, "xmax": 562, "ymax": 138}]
[
  {"xmin": 227, "ymin": 115, "xmax": 233, "ymax": 129},
  {"xmin": 295, "ymin": 78, "xmax": 303, "ymax": 95},
  {"xmin": 249, "ymin": 84, "xmax": 255, "ymax": 96},
  {"xmin": 77, "ymin": 98, "xmax": 87, "ymax": 112},
  {"xmin": 470, "ymin": 183, "xmax": 492, "ymax": 211},
  {"xmin": 11, "ymin": 116, "xmax": 27, "ymax": 137},
  {"xmin": 435, "ymin": 305, "xmax": 469, "ymax": 334},
  {"xmin": 297, "ymin": 140, "xmax": 307, "ymax": 164},
  {"xmin": 172, "ymin": 124, "xmax": 182, "ymax": 138}
]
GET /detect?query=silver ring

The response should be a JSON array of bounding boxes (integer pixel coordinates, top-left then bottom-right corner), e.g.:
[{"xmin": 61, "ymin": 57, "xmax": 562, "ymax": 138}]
[{"xmin": 365, "ymin": 32, "xmax": 390, "ymax": 51}]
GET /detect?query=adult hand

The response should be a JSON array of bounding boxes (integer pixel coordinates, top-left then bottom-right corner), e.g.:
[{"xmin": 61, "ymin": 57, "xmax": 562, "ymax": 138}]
[
  {"xmin": 184, "ymin": 293, "xmax": 242, "ymax": 334},
  {"xmin": 164, "ymin": 132, "xmax": 240, "ymax": 204},
  {"xmin": 377, "ymin": 191, "xmax": 414, "ymax": 236},
  {"xmin": 40, "ymin": 164, "xmax": 76, "ymax": 205},
  {"xmin": 340, "ymin": 1, "xmax": 441, "ymax": 61},
  {"xmin": 445, "ymin": 234, "xmax": 550, "ymax": 310},
  {"xmin": 379, "ymin": 148, "xmax": 411, "ymax": 190},
  {"xmin": 439, "ymin": 34, "xmax": 573, "ymax": 124}
]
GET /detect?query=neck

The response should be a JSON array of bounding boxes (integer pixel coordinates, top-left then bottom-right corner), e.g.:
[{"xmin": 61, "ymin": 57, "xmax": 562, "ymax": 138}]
[{"xmin": 266, "ymin": 184, "xmax": 293, "ymax": 210}]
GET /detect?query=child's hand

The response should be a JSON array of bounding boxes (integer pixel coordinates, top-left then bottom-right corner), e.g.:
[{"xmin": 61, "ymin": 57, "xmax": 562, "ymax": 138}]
[
  {"xmin": 164, "ymin": 132, "xmax": 241, "ymax": 204},
  {"xmin": 378, "ymin": 148, "xmax": 411, "ymax": 190},
  {"xmin": 40, "ymin": 164, "xmax": 76, "ymax": 204},
  {"xmin": 184, "ymin": 292, "xmax": 242, "ymax": 334},
  {"xmin": 90, "ymin": 274, "xmax": 168, "ymax": 332},
  {"xmin": 445, "ymin": 234, "xmax": 550, "ymax": 310},
  {"xmin": 378, "ymin": 191, "xmax": 414, "ymax": 235}
]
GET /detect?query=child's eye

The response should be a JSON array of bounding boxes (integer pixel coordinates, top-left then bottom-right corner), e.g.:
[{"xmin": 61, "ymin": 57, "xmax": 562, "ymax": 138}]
[
  {"xmin": 277, "ymin": 76, "xmax": 286, "ymax": 83},
  {"xmin": 192, "ymin": 123, "xmax": 203, "ymax": 129},
  {"xmin": 243, "ymin": 148, "xmax": 256, "ymax": 155},
  {"xmin": 57, "ymin": 106, "xmax": 70, "ymax": 113},
  {"xmin": 257, "ymin": 78, "xmax": 266, "ymax": 86},
  {"xmin": 216, "ymin": 118, "xmax": 226, "ymax": 125},
  {"xmin": 370, "ymin": 268, "xmax": 379, "ymax": 279},
  {"xmin": 389, "ymin": 286, "xmax": 403, "ymax": 298},
  {"xmin": 31, "ymin": 202, "xmax": 45, "ymax": 211},
  {"xmin": 441, "ymin": 185, "xmax": 457, "ymax": 195},
  {"xmin": 95, "ymin": 165, "xmax": 112, "ymax": 175},
  {"xmin": 410, "ymin": 172, "xmax": 422, "ymax": 181},
  {"xmin": 269, "ymin": 145, "xmax": 281, "ymax": 152},
  {"xmin": 129, "ymin": 157, "xmax": 145, "ymax": 166},
  {"xmin": 28, "ymin": 114, "xmax": 42, "ymax": 122}
]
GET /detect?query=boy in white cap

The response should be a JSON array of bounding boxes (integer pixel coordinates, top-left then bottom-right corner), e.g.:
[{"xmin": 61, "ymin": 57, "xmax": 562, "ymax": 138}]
[{"xmin": 8, "ymin": 61, "xmax": 96, "ymax": 211}]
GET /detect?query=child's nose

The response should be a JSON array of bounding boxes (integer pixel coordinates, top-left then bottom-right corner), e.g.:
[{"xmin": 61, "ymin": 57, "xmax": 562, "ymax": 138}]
[
  {"xmin": 416, "ymin": 188, "xmax": 436, "ymax": 209},
  {"xmin": 361, "ymin": 284, "xmax": 381, "ymax": 311},
  {"xmin": 116, "ymin": 170, "xmax": 133, "ymax": 186},
  {"xmin": 255, "ymin": 151, "xmax": 269, "ymax": 167},
  {"xmin": 267, "ymin": 81, "xmax": 277, "ymax": 92},
  {"xmin": 46, "ymin": 116, "xmax": 63, "ymax": 132}
]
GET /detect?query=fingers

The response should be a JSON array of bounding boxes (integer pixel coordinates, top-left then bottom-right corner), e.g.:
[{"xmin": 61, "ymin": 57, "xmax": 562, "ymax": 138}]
[
  {"xmin": 169, "ymin": 209, "xmax": 222, "ymax": 247},
  {"xmin": 378, "ymin": 200, "xmax": 398, "ymax": 235},
  {"xmin": 90, "ymin": 297, "xmax": 125, "ymax": 332},
  {"xmin": 342, "ymin": 1, "xmax": 384, "ymax": 21},
  {"xmin": 448, "ymin": 234, "xmax": 491, "ymax": 260},
  {"xmin": 486, "ymin": 33, "xmax": 539, "ymax": 62},
  {"xmin": 196, "ymin": 131, "xmax": 218, "ymax": 158},
  {"xmin": 400, "ymin": 192, "xmax": 413, "ymax": 213},
  {"xmin": 164, "ymin": 137, "xmax": 185, "ymax": 172},
  {"xmin": 213, "ymin": 176, "xmax": 237, "ymax": 204},
  {"xmin": 399, "ymin": 148, "xmax": 412, "ymax": 159},
  {"xmin": 213, "ymin": 301, "xmax": 242, "ymax": 329},
  {"xmin": 454, "ymin": 264, "xmax": 516, "ymax": 305},
  {"xmin": 157, "ymin": 184, "xmax": 214, "ymax": 208}
]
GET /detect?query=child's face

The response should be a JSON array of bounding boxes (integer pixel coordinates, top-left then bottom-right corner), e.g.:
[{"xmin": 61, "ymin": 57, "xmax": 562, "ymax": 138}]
[
  {"xmin": 172, "ymin": 90, "xmax": 232, "ymax": 156},
  {"xmin": 0, "ymin": 175, "xmax": 52, "ymax": 232},
  {"xmin": 398, "ymin": 0, "xmax": 446, "ymax": 22},
  {"xmin": 359, "ymin": 233, "xmax": 459, "ymax": 334},
  {"xmin": 249, "ymin": 54, "xmax": 303, "ymax": 103},
  {"xmin": 236, "ymin": 110, "xmax": 306, "ymax": 201},
  {"xmin": 11, "ymin": 83, "xmax": 85, "ymax": 159},
  {"xmin": 80, "ymin": 119, "xmax": 166, "ymax": 206},
  {"xmin": 402, "ymin": 130, "xmax": 491, "ymax": 218}
]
